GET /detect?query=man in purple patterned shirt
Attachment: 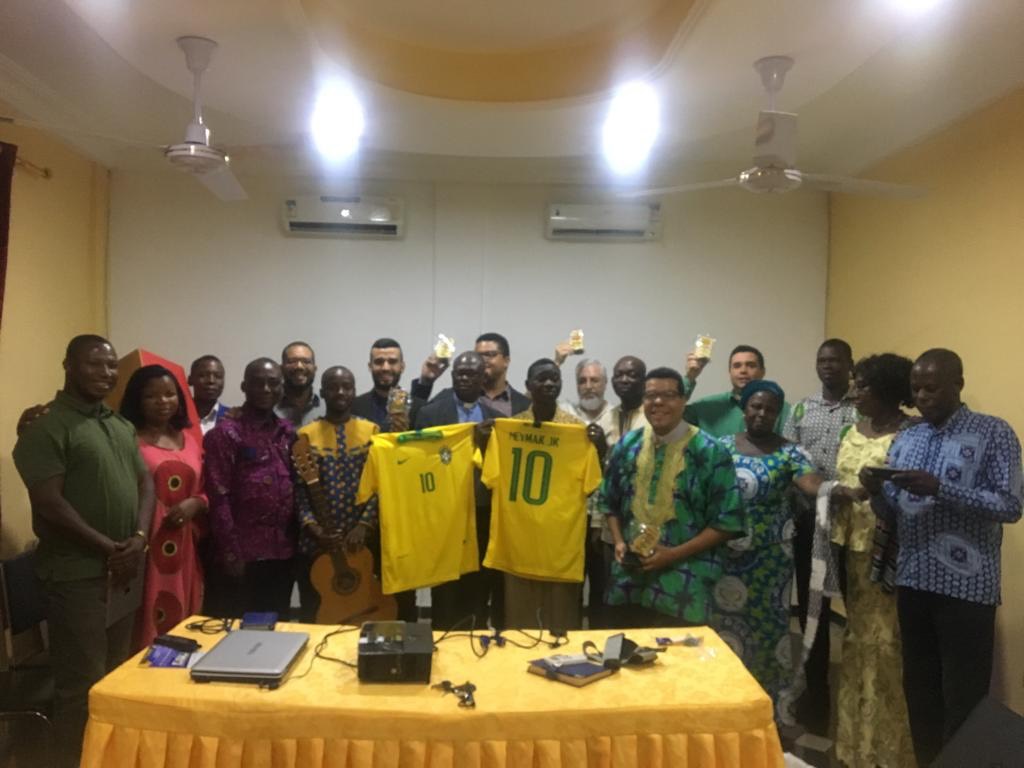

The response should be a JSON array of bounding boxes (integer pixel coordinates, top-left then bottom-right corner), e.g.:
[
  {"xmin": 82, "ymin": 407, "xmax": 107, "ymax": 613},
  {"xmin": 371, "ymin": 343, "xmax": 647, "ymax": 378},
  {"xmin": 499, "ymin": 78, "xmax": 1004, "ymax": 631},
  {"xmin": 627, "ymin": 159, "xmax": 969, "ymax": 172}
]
[{"xmin": 204, "ymin": 358, "xmax": 297, "ymax": 618}]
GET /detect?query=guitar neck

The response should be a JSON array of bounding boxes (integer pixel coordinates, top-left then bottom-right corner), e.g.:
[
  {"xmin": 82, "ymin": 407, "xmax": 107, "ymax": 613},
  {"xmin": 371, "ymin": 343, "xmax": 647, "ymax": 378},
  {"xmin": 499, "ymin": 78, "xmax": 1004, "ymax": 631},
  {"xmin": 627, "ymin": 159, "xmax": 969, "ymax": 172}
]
[{"xmin": 303, "ymin": 480, "xmax": 336, "ymax": 534}]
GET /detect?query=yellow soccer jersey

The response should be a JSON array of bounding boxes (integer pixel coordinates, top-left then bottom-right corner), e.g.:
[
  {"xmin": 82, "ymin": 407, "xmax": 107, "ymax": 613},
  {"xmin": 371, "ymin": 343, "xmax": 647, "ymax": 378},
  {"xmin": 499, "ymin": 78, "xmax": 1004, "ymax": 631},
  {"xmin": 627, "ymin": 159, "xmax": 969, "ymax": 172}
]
[
  {"xmin": 356, "ymin": 422, "xmax": 479, "ymax": 594},
  {"xmin": 482, "ymin": 419, "xmax": 602, "ymax": 582}
]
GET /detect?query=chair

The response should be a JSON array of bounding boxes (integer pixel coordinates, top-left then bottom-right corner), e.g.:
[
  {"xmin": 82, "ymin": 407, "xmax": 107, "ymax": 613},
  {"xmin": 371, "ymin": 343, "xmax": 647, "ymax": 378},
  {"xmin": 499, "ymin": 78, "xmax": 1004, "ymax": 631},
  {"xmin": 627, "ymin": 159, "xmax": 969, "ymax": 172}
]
[
  {"xmin": 0, "ymin": 550, "xmax": 53, "ymax": 715},
  {"xmin": 0, "ymin": 710, "xmax": 53, "ymax": 767},
  {"xmin": 0, "ymin": 549, "xmax": 48, "ymax": 670}
]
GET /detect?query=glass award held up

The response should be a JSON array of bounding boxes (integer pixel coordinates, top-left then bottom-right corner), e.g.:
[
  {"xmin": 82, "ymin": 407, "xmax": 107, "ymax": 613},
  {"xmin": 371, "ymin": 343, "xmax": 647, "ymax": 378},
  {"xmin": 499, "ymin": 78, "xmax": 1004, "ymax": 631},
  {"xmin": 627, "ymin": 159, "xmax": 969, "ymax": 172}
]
[
  {"xmin": 622, "ymin": 519, "xmax": 662, "ymax": 569},
  {"xmin": 387, "ymin": 387, "xmax": 410, "ymax": 432},
  {"xmin": 569, "ymin": 329, "xmax": 585, "ymax": 355},
  {"xmin": 693, "ymin": 334, "xmax": 716, "ymax": 360},
  {"xmin": 434, "ymin": 333, "xmax": 455, "ymax": 360}
]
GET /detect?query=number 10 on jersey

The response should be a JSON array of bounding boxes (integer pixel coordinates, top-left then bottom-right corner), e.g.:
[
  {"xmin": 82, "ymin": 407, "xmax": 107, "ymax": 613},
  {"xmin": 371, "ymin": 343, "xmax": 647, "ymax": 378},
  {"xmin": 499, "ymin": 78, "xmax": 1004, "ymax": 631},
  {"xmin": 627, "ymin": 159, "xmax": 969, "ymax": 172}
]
[{"xmin": 508, "ymin": 448, "xmax": 552, "ymax": 505}]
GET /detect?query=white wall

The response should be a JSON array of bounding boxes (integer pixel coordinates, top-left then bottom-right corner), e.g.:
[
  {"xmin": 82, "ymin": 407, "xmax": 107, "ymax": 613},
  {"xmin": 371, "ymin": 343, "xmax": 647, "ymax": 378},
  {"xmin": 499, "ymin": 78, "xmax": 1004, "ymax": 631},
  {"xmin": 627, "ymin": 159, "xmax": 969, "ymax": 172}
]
[{"xmin": 108, "ymin": 171, "xmax": 829, "ymax": 403}]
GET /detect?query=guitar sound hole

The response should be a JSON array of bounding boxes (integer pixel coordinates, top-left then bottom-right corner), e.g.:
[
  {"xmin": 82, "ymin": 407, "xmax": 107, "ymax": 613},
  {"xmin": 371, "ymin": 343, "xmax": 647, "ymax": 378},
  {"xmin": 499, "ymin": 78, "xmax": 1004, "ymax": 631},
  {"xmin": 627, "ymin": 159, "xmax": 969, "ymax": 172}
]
[{"xmin": 334, "ymin": 570, "xmax": 361, "ymax": 595}]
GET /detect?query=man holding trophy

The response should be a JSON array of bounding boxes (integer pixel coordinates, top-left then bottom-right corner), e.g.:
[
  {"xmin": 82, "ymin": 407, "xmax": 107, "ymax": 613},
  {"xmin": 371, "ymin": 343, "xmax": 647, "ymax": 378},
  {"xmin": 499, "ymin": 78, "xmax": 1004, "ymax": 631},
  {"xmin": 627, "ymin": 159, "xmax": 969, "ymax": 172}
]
[{"xmin": 599, "ymin": 365, "xmax": 745, "ymax": 627}]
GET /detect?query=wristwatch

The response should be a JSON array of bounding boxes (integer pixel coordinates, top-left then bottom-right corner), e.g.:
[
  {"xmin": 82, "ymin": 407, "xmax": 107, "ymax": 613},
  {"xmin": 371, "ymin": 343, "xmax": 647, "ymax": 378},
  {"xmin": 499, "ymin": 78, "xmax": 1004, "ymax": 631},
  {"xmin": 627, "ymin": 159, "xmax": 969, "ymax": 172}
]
[{"xmin": 133, "ymin": 529, "xmax": 150, "ymax": 552}]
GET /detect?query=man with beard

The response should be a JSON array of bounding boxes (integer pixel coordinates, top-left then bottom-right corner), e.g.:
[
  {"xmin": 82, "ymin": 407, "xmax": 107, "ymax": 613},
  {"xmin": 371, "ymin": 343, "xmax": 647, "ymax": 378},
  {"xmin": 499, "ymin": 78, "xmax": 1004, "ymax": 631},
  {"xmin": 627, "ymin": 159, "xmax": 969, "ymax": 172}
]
[
  {"xmin": 204, "ymin": 359, "xmax": 296, "ymax": 617},
  {"xmin": 189, "ymin": 355, "xmax": 230, "ymax": 435},
  {"xmin": 685, "ymin": 345, "xmax": 790, "ymax": 437},
  {"xmin": 13, "ymin": 334, "xmax": 155, "ymax": 767},
  {"xmin": 563, "ymin": 358, "xmax": 615, "ymax": 430},
  {"xmin": 275, "ymin": 341, "xmax": 324, "ymax": 428},
  {"xmin": 351, "ymin": 338, "xmax": 448, "ymax": 431},
  {"xmin": 560, "ymin": 358, "xmax": 617, "ymax": 626},
  {"xmin": 414, "ymin": 351, "xmax": 504, "ymax": 628},
  {"xmin": 294, "ymin": 367, "xmax": 379, "ymax": 622},
  {"xmin": 475, "ymin": 332, "xmax": 530, "ymax": 417}
]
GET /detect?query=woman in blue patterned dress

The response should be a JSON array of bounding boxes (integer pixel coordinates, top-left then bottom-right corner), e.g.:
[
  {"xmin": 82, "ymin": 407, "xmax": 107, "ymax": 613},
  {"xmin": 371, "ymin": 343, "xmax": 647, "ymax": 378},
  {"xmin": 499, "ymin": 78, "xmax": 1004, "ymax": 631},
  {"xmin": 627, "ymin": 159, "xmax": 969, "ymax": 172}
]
[{"xmin": 711, "ymin": 380, "xmax": 822, "ymax": 722}]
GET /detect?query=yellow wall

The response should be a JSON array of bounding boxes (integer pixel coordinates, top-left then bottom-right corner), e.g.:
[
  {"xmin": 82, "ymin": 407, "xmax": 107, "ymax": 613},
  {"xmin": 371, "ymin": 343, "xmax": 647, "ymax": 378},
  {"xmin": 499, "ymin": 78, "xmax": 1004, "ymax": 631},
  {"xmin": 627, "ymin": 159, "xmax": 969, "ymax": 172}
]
[
  {"xmin": 0, "ymin": 119, "xmax": 109, "ymax": 557},
  {"xmin": 828, "ymin": 86, "xmax": 1024, "ymax": 711}
]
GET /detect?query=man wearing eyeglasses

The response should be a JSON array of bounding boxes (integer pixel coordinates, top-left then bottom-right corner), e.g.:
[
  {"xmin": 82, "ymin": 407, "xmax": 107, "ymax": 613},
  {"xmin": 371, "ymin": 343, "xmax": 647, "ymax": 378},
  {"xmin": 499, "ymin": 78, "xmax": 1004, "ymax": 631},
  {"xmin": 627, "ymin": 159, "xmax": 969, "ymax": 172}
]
[
  {"xmin": 600, "ymin": 367, "xmax": 745, "ymax": 628},
  {"xmin": 475, "ymin": 332, "xmax": 530, "ymax": 417}
]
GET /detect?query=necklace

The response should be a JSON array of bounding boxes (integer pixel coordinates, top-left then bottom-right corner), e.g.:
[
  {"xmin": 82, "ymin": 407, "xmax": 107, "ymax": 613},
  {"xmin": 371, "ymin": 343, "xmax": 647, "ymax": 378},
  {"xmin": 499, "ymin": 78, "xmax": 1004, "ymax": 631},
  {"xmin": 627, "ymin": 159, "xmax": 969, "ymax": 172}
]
[{"xmin": 869, "ymin": 412, "xmax": 904, "ymax": 434}]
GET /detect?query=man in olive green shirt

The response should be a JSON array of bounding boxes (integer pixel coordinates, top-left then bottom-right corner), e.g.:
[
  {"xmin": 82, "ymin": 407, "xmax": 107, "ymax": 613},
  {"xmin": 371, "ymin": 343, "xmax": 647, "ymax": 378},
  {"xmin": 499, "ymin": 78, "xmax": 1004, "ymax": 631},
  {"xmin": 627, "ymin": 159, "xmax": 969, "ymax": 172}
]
[
  {"xmin": 684, "ymin": 344, "xmax": 791, "ymax": 437},
  {"xmin": 13, "ymin": 334, "xmax": 154, "ymax": 768}
]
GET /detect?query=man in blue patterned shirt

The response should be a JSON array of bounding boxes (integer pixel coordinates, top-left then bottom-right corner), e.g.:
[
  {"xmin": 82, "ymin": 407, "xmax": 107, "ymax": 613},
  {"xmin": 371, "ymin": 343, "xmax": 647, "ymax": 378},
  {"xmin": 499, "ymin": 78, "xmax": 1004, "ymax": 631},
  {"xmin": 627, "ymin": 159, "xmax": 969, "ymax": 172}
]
[{"xmin": 864, "ymin": 348, "xmax": 1022, "ymax": 766}]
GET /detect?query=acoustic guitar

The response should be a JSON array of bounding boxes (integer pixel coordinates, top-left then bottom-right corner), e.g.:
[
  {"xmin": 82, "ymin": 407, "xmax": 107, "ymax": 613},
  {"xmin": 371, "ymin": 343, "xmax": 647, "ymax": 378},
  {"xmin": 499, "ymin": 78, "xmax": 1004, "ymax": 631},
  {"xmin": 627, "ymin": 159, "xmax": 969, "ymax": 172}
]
[{"xmin": 291, "ymin": 433, "xmax": 397, "ymax": 624}]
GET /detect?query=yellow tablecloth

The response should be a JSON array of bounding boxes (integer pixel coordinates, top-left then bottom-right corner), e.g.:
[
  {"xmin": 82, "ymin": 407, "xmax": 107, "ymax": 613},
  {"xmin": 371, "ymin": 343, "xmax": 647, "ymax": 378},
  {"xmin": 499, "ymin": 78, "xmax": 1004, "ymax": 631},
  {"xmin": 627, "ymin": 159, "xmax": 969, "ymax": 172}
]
[{"xmin": 82, "ymin": 618, "xmax": 783, "ymax": 768}]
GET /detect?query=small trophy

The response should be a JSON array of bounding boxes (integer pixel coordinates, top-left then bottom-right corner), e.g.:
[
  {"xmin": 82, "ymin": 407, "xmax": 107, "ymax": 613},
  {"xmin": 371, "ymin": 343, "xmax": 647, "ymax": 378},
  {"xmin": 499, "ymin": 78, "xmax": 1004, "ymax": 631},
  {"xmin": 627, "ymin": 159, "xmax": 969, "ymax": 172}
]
[
  {"xmin": 387, "ymin": 387, "xmax": 410, "ymax": 432},
  {"xmin": 621, "ymin": 520, "xmax": 661, "ymax": 569},
  {"xmin": 693, "ymin": 334, "xmax": 716, "ymax": 360},
  {"xmin": 569, "ymin": 329, "xmax": 585, "ymax": 355},
  {"xmin": 434, "ymin": 333, "xmax": 455, "ymax": 360}
]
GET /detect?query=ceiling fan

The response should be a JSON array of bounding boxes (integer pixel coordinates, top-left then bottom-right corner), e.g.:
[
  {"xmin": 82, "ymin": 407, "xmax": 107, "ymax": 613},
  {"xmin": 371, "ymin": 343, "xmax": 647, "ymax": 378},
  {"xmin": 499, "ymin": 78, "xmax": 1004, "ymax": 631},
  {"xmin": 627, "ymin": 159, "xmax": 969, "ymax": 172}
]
[
  {"xmin": 623, "ymin": 56, "xmax": 924, "ymax": 199},
  {"xmin": 2, "ymin": 35, "xmax": 247, "ymax": 201},
  {"xmin": 162, "ymin": 36, "xmax": 246, "ymax": 201}
]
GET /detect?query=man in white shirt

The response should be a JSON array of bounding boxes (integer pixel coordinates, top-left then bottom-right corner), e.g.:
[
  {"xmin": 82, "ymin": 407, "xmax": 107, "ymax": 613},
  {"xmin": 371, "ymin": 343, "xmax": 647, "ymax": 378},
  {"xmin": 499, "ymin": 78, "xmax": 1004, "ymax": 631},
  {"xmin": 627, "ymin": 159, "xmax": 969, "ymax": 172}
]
[{"xmin": 189, "ymin": 355, "xmax": 229, "ymax": 435}]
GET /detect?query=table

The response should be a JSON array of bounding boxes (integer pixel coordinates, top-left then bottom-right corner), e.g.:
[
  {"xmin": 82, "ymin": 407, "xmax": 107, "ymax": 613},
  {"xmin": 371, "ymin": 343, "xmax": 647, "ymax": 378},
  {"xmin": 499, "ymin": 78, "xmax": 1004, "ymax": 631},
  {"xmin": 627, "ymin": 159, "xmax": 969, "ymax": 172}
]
[{"xmin": 82, "ymin": 618, "xmax": 783, "ymax": 768}]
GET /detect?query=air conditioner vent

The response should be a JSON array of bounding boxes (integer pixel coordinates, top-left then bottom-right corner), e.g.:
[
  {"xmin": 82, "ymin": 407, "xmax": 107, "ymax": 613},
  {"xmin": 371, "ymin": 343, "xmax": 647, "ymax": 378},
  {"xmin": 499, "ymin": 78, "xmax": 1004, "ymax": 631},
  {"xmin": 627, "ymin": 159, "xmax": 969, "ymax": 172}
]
[
  {"xmin": 545, "ymin": 203, "xmax": 661, "ymax": 242},
  {"xmin": 282, "ymin": 195, "xmax": 405, "ymax": 239}
]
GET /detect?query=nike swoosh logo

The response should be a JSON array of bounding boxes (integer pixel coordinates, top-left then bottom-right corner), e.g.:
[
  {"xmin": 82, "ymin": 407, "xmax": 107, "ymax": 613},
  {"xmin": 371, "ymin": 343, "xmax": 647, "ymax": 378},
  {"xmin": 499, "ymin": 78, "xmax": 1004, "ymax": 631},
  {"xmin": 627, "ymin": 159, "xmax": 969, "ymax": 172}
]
[{"xmin": 397, "ymin": 458, "xmax": 409, "ymax": 465}]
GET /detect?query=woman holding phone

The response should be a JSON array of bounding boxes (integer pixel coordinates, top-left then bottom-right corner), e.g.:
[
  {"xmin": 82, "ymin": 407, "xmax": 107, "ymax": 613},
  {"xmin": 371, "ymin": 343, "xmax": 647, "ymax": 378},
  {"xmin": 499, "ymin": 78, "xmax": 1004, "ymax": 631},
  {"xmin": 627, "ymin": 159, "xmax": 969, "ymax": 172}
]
[
  {"xmin": 831, "ymin": 353, "xmax": 915, "ymax": 768},
  {"xmin": 120, "ymin": 365, "xmax": 207, "ymax": 649}
]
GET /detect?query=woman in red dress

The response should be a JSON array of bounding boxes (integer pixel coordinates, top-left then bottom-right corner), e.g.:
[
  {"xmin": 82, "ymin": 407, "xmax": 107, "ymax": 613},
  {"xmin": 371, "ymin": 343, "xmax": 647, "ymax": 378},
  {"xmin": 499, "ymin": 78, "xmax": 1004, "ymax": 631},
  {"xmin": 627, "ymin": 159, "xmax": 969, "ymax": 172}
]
[{"xmin": 120, "ymin": 365, "xmax": 207, "ymax": 648}]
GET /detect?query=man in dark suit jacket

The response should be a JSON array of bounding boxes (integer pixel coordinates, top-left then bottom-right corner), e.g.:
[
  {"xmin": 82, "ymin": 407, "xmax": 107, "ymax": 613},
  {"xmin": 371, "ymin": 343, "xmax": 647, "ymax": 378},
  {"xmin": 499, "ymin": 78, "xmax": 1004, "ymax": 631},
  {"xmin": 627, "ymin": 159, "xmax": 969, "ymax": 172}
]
[
  {"xmin": 415, "ymin": 351, "xmax": 505, "ymax": 630},
  {"xmin": 351, "ymin": 337, "xmax": 447, "ymax": 432}
]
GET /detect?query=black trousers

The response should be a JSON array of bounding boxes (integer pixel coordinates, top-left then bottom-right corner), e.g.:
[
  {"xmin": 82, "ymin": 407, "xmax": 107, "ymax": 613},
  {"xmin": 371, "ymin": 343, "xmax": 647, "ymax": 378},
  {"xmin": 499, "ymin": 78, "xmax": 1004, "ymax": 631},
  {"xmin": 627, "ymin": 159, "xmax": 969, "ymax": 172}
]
[
  {"xmin": 204, "ymin": 559, "xmax": 294, "ymax": 619},
  {"xmin": 792, "ymin": 502, "xmax": 832, "ymax": 734},
  {"xmin": 43, "ymin": 576, "xmax": 134, "ymax": 768},
  {"xmin": 431, "ymin": 506, "xmax": 505, "ymax": 630},
  {"xmin": 897, "ymin": 587, "xmax": 996, "ymax": 767},
  {"xmin": 585, "ymin": 538, "xmax": 614, "ymax": 629}
]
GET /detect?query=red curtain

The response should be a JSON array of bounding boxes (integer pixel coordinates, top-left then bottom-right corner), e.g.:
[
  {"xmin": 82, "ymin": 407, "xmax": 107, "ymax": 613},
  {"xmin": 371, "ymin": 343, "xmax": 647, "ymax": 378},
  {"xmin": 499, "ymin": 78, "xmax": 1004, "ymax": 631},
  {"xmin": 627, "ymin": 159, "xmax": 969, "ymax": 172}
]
[
  {"xmin": 0, "ymin": 142, "xmax": 14, "ymax": 531},
  {"xmin": 0, "ymin": 141, "xmax": 15, "ymax": 328}
]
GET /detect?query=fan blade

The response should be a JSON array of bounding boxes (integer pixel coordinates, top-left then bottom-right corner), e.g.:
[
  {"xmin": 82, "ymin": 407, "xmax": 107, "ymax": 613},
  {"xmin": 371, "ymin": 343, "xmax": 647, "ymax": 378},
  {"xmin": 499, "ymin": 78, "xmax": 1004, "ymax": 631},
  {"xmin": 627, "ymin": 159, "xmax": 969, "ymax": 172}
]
[
  {"xmin": 753, "ymin": 111, "xmax": 798, "ymax": 169},
  {"xmin": 195, "ymin": 164, "xmax": 247, "ymax": 201},
  {"xmin": 800, "ymin": 173, "xmax": 925, "ymax": 198},
  {"xmin": 618, "ymin": 177, "xmax": 740, "ymax": 198}
]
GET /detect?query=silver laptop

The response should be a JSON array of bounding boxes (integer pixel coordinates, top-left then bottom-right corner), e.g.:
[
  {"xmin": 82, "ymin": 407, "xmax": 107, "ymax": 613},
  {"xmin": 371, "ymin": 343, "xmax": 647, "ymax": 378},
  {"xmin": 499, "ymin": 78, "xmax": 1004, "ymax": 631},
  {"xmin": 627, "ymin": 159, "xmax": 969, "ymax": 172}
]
[{"xmin": 190, "ymin": 630, "xmax": 309, "ymax": 689}]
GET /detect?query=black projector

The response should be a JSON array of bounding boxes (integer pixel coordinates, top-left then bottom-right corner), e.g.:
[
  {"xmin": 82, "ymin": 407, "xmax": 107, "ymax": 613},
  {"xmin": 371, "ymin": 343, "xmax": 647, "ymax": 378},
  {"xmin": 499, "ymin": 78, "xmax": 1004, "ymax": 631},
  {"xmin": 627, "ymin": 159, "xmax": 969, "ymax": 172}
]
[{"xmin": 357, "ymin": 621, "xmax": 433, "ymax": 683}]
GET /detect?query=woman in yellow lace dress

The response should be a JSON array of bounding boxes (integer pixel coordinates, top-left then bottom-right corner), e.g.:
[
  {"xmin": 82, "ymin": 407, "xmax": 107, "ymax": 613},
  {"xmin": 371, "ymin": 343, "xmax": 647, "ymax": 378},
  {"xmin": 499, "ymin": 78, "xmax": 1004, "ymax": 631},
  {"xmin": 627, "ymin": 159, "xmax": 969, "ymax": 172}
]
[{"xmin": 832, "ymin": 354, "xmax": 916, "ymax": 768}]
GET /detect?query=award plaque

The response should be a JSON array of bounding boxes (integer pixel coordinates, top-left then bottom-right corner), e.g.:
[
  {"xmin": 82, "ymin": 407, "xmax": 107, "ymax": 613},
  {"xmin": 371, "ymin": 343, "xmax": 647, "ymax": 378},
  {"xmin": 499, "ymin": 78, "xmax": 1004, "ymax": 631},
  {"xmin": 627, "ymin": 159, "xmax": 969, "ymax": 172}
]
[
  {"xmin": 569, "ymin": 329, "xmax": 585, "ymax": 355},
  {"xmin": 434, "ymin": 333, "xmax": 455, "ymax": 360},
  {"xmin": 387, "ymin": 387, "xmax": 410, "ymax": 432},
  {"xmin": 621, "ymin": 521, "xmax": 661, "ymax": 569},
  {"xmin": 693, "ymin": 334, "xmax": 716, "ymax": 360}
]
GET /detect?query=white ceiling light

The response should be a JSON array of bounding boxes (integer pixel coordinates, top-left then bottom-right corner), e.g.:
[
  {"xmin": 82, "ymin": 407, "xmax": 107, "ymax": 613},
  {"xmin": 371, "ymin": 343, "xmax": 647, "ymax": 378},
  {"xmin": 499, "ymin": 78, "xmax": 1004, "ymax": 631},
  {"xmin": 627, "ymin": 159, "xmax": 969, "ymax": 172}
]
[
  {"xmin": 602, "ymin": 82, "xmax": 660, "ymax": 175},
  {"xmin": 890, "ymin": 0, "xmax": 945, "ymax": 15},
  {"xmin": 311, "ymin": 84, "xmax": 364, "ymax": 161}
]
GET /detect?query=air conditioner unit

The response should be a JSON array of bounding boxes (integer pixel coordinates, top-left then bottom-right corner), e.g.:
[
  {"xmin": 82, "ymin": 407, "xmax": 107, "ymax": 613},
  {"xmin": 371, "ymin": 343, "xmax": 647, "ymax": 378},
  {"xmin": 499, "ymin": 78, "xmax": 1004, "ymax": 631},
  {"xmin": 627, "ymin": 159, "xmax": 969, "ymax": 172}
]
[
  {"xmin": 282, "ymin": 195, "xmax": 405, "ymax": 238},
  {"xmin": 545, "ymin": 202, "xmax": 662, "ymax": 242}
]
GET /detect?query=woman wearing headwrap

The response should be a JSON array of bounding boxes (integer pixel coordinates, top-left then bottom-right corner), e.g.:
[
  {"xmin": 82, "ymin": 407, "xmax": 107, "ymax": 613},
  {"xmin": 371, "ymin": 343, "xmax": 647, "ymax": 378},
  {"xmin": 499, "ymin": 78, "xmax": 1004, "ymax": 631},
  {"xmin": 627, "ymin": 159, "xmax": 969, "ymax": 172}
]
[
  {"xmin": 711, "ymin": 379, "xmax": 822, "ymax": 722},
  {"xmin": 120, "ymin": 365, "xmax": 207, "ymax": 649},
  {"xmin": 831, "ymin": 354, "xmax": 915, "ymax": 768}
]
